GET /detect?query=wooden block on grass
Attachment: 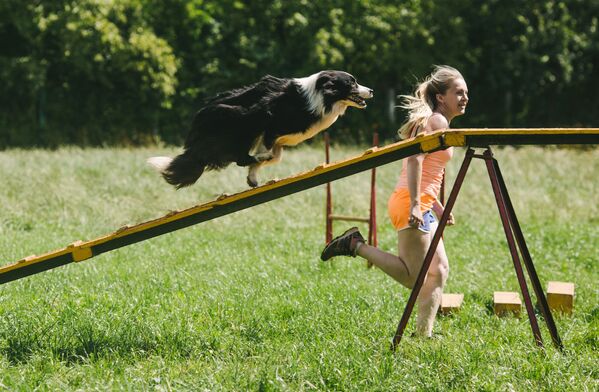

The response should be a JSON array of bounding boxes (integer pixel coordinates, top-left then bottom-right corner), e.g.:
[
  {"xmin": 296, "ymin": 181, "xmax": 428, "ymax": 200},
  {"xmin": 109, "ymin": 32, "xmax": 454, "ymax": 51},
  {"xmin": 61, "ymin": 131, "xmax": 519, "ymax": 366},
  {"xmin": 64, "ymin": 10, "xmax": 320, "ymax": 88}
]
[
  {"xmin": 493, "ymin": 291, "xmax": 521, "ymax": 316},
  {"xmin": 439, "ymin": 293, "xmax": 464, "ymax": 315},
  {"xmin": 547, "ymin": 281, "xmax": 575, "ymax": 314}
]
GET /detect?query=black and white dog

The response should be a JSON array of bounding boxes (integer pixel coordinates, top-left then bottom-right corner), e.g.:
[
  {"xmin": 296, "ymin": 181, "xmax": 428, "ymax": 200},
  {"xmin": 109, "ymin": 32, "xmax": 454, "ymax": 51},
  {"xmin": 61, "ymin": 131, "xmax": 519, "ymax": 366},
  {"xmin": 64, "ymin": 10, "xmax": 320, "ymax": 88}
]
[{"xmin": 148, "ymin": 70, "xmax": 373, "ymax": 188}]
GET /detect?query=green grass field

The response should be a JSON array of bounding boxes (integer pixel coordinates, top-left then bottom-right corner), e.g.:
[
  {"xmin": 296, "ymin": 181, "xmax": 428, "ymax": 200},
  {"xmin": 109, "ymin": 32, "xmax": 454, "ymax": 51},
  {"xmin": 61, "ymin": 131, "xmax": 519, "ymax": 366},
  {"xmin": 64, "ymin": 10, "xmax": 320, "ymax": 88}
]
[{"xmin": 0, "ymin": 144, "xmax": 597, "ymax": 391}]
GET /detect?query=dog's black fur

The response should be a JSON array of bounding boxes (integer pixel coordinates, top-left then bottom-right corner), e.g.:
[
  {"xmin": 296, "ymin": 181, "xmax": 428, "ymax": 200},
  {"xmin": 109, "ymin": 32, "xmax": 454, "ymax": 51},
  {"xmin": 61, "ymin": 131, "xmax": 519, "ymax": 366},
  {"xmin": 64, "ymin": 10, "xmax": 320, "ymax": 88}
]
[{"xmin": 149, "ymin": 70, "xmax": 373, "ymax": 188}]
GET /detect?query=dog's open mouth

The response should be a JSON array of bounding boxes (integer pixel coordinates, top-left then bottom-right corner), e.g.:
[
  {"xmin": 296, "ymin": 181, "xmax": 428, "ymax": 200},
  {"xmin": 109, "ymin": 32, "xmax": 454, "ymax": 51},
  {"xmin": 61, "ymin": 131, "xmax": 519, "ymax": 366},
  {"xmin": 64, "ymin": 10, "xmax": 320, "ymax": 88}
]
[{"xmin": 348, "ymin": 94, "xmax": 367, "ymax": 108}]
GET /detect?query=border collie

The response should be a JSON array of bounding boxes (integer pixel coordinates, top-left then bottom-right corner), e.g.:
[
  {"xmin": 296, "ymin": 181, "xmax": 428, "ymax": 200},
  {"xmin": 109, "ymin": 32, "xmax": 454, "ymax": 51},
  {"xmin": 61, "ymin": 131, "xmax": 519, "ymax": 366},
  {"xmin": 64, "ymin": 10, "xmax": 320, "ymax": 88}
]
[{"xmin": 148, "ymin": 70, "xmax": 373, "ymax": 188}]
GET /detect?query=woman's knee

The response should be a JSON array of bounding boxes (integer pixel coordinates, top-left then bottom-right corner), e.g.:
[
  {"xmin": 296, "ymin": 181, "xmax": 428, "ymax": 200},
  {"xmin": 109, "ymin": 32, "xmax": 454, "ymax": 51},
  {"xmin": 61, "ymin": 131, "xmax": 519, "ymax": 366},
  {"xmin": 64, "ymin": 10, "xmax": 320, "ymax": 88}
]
[
  {"xmin": 401, "ymin": 257, "xmax": 448, "ymax": 289},
  {"xmin": 397, "ymin": 231, "xmax": 430, "ymax": 288},
  {"xmin": 429, "ymin": 256, "xmax": 449, "ymax": 286},
  {"xmin": 395, "ymin": 256, "xmax": 421, "ymax": 289},
  {"xmin": 403, "ymin": 274, "xmax": 418, "ymax": 289}
]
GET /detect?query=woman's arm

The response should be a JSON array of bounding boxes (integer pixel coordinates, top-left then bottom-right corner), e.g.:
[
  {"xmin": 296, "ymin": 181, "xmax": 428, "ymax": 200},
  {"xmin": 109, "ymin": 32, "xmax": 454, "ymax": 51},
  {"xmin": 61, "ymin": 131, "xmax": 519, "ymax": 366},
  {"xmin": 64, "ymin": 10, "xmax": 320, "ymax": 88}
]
[
  {"xmin": 432, "ymin": 198, "xmax": 444, "ymax": 217},
  {"xmin": 433, "ymin": 198, "xmax": 455, "ymax": 225},
  {"xmin": 428, "ymin": 114, "xmax": 453, "ymax": 223},
  {"xmin": 406, "ymin": 153, "xmax": 425, "ymax": 227},
  {"xmin": 407, "ymin": 114, "xmax": 450, "ymax": 227}
]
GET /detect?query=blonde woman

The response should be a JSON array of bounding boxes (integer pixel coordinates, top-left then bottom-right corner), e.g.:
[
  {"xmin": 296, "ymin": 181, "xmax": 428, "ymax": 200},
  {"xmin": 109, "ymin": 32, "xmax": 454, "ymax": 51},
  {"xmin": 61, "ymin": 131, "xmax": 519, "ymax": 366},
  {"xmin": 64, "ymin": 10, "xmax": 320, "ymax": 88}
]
[{"xmin": 321, "ymin": 65, "xmax": 469, "ymax": 337}]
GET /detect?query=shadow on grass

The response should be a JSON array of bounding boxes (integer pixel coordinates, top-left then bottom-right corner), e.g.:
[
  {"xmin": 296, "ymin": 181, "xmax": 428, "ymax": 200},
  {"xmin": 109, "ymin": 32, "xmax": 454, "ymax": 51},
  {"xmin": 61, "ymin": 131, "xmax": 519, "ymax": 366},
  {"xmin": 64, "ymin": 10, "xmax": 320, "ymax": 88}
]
[{"xmin": 0, "ymin": 323, "xmax": 205, "ymax": 365}]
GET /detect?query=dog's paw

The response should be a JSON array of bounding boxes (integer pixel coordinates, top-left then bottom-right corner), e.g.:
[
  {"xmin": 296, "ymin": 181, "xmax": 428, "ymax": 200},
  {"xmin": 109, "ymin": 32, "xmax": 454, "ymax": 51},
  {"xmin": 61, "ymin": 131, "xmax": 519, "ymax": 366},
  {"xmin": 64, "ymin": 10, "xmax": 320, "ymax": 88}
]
[
  {"xmin": 264, "ymin": 178, "xmax": 279, "ymax": 185},
  {"xmin": 247, "ymin": 176, "xmax": 259, "ymax": 188},
  {"xmin": 216, "ymin": 193, "xmax": 230, "ymax": 201}
]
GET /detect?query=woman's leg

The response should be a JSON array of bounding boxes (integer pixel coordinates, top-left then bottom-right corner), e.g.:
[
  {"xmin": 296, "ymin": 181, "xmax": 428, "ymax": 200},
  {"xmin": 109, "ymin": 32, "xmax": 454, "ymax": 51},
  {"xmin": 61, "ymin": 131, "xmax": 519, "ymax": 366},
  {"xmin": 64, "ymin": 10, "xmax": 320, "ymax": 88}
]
[
  {"xmin": 413, "ymin": 222, "xmax": 450, "ymax": 336},
  {"xmin": 323, "ymin": 223, "xmax": 450, "ymax": 336},
  {"xmin": 359, "ymin": 223, "xmax": 449, "ymax": 337},
  {"xmin": 356, "ymin": 229, "xmax": 429, "ymax": 289}
]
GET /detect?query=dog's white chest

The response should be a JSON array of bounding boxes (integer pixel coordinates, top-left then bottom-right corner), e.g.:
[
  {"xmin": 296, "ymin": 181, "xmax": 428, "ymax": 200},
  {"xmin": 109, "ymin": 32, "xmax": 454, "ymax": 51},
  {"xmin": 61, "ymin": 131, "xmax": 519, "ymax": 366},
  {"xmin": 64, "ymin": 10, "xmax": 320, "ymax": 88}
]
[{"xmin": 276, "ymin": 110, "xmax": 342, "ymax": 146}]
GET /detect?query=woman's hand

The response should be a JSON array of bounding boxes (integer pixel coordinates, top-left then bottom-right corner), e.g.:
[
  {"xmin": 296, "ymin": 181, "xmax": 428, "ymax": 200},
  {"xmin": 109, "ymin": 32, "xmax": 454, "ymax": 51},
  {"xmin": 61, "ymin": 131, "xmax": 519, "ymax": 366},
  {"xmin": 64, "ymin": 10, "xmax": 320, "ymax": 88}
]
[
  {"xmin": 447, "ymin": 212, "xmax": 456, "ymax": 226},
  {"xmin": 433, "ymin": 199, "xmax": 455, "ymax": 226},
  {"xmin": 436, "ymin": 208, "xmax": 456, "ymax": 226},
  {"xmin": 409, "ymin": 204, "xmax": 424, "ymax": 228}
]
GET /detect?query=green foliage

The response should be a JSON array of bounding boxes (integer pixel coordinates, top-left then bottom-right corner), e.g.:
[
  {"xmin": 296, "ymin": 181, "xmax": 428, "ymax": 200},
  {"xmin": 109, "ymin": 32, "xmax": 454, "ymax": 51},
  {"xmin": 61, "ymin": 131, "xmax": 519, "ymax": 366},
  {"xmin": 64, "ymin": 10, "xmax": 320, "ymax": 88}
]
[
  {"xmin": 0, "ymin": 0, "xmax": 177, "ymax": 147},
  {"xmin": 1, "ymin": 0, "xmax": 598, "ymax": 147},
  {"xmin": 457, "ymin": 0, "xmax": 599, "ymax": 128}
]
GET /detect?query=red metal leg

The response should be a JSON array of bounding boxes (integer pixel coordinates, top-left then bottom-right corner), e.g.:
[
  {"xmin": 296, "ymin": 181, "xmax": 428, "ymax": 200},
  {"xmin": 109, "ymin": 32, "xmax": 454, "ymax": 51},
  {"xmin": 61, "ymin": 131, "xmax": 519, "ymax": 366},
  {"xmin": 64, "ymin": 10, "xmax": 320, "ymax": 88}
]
[
  {"xmin": 440, "ymin": 173, "xmax": 445, "ymax": 205},
  {"xmin": 491, "ymin": 157, "xmax": 563, "ymax": 350},
  {"xmin": 391, "ymin": 148, "xmax": 475, "ymax": 350},
  {"xmin": 483, "ymin": 149, "xmax": 544, "ymax": 347},
  {"xmin": 369, "ymin": 132, "xmax": 379, "ymax": 248},
  {"xmin": 326, "ymin": 131, "xmax": 378, "ymax": 248},
  {"xmin": 368, "ymin": 132, "xmax": 378, "ymax": 269},
  {"xmin": 325, "ymin": 132, "xmax": 333, "ymax": 243}
]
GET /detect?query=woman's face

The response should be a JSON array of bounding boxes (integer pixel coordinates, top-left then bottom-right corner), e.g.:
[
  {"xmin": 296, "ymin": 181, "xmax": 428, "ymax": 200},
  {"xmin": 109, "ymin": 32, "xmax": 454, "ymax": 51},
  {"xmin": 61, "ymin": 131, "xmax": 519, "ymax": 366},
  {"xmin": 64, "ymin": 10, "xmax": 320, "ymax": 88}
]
[{"xmin": 437, "ymin": 78, "xmax": 469, "ymax": 119}]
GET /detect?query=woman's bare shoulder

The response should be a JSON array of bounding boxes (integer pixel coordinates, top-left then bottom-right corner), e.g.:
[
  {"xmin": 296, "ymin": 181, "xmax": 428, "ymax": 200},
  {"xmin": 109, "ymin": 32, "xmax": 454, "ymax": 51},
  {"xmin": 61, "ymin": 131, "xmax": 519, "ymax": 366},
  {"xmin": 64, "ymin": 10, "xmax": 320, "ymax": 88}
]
[{"xmin": 426, "ymin": 113, "xmax": 450, "ymax": 131}]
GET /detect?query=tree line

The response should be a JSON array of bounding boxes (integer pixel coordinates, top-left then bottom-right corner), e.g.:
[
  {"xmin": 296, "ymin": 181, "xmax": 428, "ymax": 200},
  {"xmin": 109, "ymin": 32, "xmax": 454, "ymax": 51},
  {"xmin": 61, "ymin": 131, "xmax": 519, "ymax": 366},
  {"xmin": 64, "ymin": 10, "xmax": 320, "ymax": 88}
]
[{"xmin": 1, "ymin": 0, "xmax": 597, "ymax": 148}]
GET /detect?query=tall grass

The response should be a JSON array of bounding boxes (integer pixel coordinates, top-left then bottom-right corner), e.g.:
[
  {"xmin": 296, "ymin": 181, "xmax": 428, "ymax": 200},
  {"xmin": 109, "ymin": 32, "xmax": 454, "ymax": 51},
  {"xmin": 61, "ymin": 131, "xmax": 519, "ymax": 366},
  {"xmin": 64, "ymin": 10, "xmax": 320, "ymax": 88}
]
[{"xmin": 0, "ymin": 144, "xmax": 597, "ymax": 390}]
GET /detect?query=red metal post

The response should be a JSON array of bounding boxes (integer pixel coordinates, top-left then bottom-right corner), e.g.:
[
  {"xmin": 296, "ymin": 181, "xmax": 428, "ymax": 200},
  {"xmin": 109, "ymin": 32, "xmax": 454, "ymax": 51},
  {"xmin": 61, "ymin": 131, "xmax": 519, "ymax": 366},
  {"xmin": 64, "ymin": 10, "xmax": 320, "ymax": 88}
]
[
  {"xmin": 325, "ymin": 131, "xmax": 378, "ymax": 248},
  {"xmin": 483, "ymin": 149, "xmax": 544, "ymax": 347},
  {"xmin": 369, "ymin": 132, "xmax": 379, "ymax": 248},
  {"xmin": 490, "ymin": 155, "xmax": 563, "ymax": 350},
  {"xmin": 440, "ymin": 174, "xmax": 445, "ymax": 205},
  {"xmin": 325, "ymin": 132, "xmax": 333, "ymax": 244},
  {"xmin": 366, "ymin": 132, "xmax": 379, "ymax": 268}
]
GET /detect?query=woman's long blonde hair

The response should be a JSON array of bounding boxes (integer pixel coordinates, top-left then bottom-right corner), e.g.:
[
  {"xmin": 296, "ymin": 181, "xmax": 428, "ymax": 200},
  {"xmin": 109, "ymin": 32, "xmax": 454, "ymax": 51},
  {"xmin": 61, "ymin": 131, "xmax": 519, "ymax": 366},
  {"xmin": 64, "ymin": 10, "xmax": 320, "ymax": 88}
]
[{"xmin": 397, "ymin": 65, "xmax": 463, "ymax": 139}]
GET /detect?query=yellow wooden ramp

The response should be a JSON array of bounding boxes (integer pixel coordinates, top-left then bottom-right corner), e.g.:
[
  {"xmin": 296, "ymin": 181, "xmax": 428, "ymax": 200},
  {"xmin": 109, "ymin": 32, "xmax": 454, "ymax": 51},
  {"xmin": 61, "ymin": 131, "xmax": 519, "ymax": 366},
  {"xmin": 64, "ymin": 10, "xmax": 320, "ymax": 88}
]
[{"xmin": 1, "ymin": 128, "xmax": 598, "ymax": 285}]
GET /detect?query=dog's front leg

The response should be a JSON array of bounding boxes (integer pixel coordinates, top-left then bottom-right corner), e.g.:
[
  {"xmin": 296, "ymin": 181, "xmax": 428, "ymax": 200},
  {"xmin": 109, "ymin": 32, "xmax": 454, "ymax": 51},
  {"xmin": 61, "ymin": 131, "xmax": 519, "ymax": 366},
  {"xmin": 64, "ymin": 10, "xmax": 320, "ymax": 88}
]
[
  {"xmin": 236, "ymin": 136, "xmax": 273, "ymax": 168},
  {"xmin": 247, "ymin": 134, "xmax": 274, "ymax": 163},
  {"xmin": 246, "ymin": 163, "xmax": 263, "ymax": 188},
  {"xmin": 254, "ymin": 151, "xmax": 274, "ymax": 162},
  {"xmin": 246, "ymin": 144, "xmax": 283, "ymax": 187}
]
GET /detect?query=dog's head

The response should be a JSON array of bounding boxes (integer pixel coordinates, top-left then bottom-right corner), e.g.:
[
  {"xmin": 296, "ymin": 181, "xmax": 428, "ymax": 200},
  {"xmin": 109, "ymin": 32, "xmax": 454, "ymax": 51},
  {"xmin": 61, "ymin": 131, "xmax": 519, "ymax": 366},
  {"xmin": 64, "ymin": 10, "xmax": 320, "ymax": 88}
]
[
  {"xmin": 315, "ymin": 70, "xmax": 373, "ymax": 110},
  {"xmin": 296, "ymin": 71, "xmax": 373, "ymax": 115}
]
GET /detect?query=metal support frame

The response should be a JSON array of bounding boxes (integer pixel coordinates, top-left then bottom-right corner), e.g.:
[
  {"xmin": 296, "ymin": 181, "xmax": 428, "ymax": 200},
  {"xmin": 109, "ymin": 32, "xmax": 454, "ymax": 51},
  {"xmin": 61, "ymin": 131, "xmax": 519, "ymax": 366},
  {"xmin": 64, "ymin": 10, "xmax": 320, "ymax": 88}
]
[
  {"xmin": 325, "ymin": 132, "xmax": 378, "ymax": 248},
  {"xmin": 391, "ymin": 147, "xmax": 563, "ymax": 351}
]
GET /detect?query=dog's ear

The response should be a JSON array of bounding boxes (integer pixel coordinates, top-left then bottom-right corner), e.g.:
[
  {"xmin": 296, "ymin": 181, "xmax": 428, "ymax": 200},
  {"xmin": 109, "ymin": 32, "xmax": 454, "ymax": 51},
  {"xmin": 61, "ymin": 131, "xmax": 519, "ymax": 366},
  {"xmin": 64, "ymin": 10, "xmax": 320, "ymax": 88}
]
[
  {"xmin": 317, "ymin": 79, "xmax": 336, "ymax": 96},
  {"xmin": 316, "ymin": 73, "xmax": 339, "ymax": 97},
  {"xmin": 315, "ymin": 75, "xmax": 330, "ymax": 90},
  {"xmin": 323, "ymin": 81, "xmax": 336, "ymax": 95}
]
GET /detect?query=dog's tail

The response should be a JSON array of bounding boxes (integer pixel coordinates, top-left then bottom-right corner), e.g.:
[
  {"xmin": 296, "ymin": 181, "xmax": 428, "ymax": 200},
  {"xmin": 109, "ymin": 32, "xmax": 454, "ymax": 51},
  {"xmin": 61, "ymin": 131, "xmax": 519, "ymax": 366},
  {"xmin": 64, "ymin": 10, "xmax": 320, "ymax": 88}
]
[{"xmin": 147, "ymin": 153, "xmax": 206, "ymax": 189}]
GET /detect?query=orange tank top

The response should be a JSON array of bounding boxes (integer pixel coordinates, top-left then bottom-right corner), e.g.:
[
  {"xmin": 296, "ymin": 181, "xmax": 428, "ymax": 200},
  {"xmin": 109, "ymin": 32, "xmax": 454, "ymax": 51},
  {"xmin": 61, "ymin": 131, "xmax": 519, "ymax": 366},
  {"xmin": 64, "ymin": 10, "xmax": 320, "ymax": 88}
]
[{"xmin": 396, "ymin": 147, "xmax": 453, "ymax": 198}]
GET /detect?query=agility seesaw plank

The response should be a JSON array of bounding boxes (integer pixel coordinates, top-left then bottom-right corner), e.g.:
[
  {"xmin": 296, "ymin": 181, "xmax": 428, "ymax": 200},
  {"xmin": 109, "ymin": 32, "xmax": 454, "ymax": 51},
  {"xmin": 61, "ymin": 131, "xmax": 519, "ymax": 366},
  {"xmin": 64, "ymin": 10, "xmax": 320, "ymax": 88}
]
[
  {"xmin": 1, "ymin": 128, "xmax": 598, "ymax": 285},
  {"xmin": 443, "ymin": 128, "xmax": 599, "ymax": 147},
  {"xmin": 0, "ymin": 131, "xmax": 441, "ymax": 285}
]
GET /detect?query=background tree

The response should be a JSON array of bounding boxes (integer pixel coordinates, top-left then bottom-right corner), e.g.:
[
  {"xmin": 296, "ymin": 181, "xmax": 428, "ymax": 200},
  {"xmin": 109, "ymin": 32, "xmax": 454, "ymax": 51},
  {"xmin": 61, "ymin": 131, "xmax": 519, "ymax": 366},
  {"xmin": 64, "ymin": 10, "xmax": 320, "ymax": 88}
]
[
  {"xmin": 0, "ymin": 0, "xmax": 177, "ymax": 147},
  {"xmin": 1, "ymin": 0, "xmax": 597, "ymax": 148}
]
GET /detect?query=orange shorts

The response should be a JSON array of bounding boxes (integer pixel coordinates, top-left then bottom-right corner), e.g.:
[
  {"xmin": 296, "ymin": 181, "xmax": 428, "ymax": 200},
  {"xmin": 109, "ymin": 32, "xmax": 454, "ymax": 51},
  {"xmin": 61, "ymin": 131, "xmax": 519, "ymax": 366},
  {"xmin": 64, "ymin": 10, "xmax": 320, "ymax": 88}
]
[{"xmin": 387, "ymin": 188, "xmax": 436, "ymax": 231}]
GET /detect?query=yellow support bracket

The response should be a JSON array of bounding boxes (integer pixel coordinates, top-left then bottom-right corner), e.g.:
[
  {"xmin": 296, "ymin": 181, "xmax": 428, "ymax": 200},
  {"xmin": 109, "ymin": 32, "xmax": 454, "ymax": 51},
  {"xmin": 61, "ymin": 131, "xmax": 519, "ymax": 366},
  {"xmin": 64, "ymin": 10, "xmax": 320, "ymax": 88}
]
[{"xmin": 68, "ymin": 241, "xmax": 93, "ymax": 262}]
